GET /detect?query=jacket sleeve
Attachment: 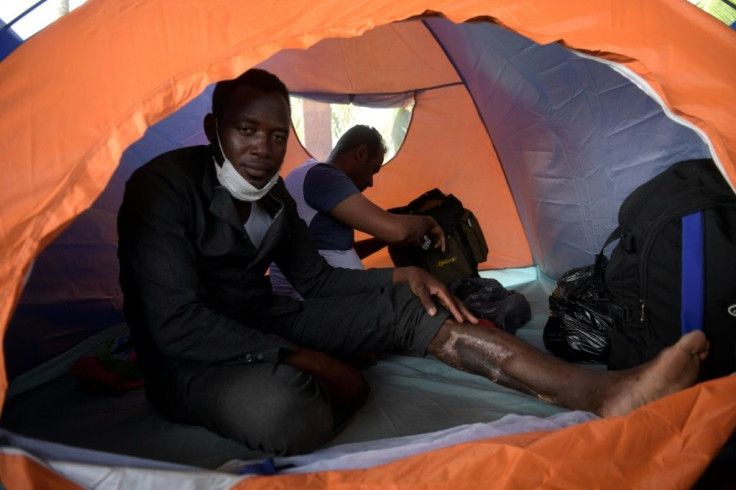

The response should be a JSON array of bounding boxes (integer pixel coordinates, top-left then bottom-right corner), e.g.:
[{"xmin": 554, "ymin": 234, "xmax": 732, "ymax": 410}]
[{"xmin": 118, "ymin": 157, "xmax": 298, "ymax": 365}]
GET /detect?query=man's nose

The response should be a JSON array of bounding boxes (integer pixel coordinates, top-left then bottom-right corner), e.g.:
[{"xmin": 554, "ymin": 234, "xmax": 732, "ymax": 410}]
[{"xmin": 250, "ymin": 133, "xmax": 270, "ymax": 156}]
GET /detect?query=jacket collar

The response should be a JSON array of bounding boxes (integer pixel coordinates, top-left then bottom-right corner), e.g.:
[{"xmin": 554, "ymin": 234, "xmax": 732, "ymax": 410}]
[{"xmin": 205, "ymin": 151, "xmax": 287, "ymax": 258}]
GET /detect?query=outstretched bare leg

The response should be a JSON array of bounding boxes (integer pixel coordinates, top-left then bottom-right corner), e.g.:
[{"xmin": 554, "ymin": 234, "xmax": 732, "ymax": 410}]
[{"xmin": 427, "ymin": 320, "xmax": 709, "ymax": 417}]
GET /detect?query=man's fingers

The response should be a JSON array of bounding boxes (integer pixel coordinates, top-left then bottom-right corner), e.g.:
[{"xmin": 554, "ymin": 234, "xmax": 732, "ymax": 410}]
[
  {"xmin": 430, "ymin": 289, "xmax": 466, "ymax": 322},
  {"xmin": 435, "ymin": 291, "xmax": 478, "ymax": 324},
  {"xmin": 431, "ymin": 225, "xmax": 446, "ymax": 252},
  {"xmin": 415, "ymin": 285, "xmax": 439, "ymax": 316},
  {"xmin": 455, "ymin": 298, "xmax": 479, "ymax": 324},
  {"xmin": 437, "ymin": 234, "xmax": 446, "ymax": 252},
  {"xmin": 404, "ymin": 266, "xmax": 476, "ymax": 322}
]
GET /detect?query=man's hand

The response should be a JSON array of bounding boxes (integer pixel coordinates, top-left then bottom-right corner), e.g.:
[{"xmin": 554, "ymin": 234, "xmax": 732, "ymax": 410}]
[
  {"xmin": 423, "ymin": 217, "xmax": 446, "ymax": 252},
  {"xmin": 393, "ymin": 266, "xmax": 478, "ymax": 324},
  {"xmin": 283, "ymin": 348, "xmax": 370, "ymax": 414}
]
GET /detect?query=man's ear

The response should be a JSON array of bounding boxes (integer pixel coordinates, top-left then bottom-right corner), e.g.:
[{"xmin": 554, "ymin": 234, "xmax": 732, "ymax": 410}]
[
  {"xmin": 203, "ymin": 114, "xmax": 223, "ymax": 163},
  {"xmin": 203, "ymin": 114, "xmax": 216, "ymax": 144},
  {"xmin": 355, "ymin": 143, "xmax": 369, "ymax": 163}
]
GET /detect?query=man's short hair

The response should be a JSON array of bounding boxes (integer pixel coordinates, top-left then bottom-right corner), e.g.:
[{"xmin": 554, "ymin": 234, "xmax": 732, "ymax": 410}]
[
  {"xmin": 330, "ymin": 125, "xmax": 387, "ymax": 160},
  {"xmin": 211, "ymin": 68, "xmax": 291, "ymax": 119}
]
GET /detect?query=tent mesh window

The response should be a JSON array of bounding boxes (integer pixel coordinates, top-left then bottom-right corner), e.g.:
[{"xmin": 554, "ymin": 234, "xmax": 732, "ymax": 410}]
[{"xmin": 290, "ymin": 95, "xmax": 415, "ymax": 162}]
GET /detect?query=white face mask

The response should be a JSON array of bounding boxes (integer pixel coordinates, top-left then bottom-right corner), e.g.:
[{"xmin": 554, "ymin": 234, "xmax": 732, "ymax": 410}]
[{"xmin": 213, "ymin": 128, "xmax": 279, "ymax": 202}]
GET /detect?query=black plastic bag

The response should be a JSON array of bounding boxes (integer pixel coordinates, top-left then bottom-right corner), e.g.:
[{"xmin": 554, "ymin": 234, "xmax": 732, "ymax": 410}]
[
  {"xmin": 543, "ymin": 262, "xmax": 613, "ymax": 363},
  {"xmin": 450, "ymin": 277, "xmax": 531, "ymax": 335}
]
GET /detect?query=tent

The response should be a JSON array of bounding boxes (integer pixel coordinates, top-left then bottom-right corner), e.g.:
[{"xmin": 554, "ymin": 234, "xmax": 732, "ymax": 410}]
[{"xmin": 1, "ymin": 0, "xmax": 736, "ymax": 487}]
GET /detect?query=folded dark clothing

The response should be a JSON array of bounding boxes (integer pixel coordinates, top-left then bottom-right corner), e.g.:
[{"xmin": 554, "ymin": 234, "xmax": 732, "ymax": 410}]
[{"xmin": 450, "ymin": 278, "xmax": 531, "ymax": 334}]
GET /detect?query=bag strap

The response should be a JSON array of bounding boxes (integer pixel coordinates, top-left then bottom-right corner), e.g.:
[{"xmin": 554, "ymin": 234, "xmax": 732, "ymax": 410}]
[
  {"xmin": 681, "ymin": 211, "xmax": 704, "ymax": 334},
  {"xmin": 599, "ymin": 226, "xmax": 622, "ymax": 255},
  {"xmin": 456, "ymin": 212, "xmax": 480, "ymax": 278},
  {"xmin": 593, "ymin": 226, "xmax": 621, "ymax": 290},
  {"xmin": 402, "ymin": 188, "xmax": 446, "ymax": 213}
]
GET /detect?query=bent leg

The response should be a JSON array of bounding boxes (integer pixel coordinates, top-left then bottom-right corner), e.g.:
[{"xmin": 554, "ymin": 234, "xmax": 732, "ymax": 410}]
[
  {"xmin": 184, "ymin": 362, "xmax": 338, "ymax": 455},
  {"xmin": 267, "ymin": 284, "xmax": 449, "ymax": 358},
  {"xmin": 428, "ymin": 320, "xmax": 709, "ymax": 417}
]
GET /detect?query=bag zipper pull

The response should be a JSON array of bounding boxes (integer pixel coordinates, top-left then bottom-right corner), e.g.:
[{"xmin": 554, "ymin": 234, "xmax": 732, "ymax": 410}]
[{"xmin": 640, "ymin": 300, "xmax": 646, "ymax": 323}]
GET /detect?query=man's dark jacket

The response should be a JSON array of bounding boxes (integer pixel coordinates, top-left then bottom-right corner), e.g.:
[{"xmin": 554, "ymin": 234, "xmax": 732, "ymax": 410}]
[{"xmin": 117, "ymin": 145, "xmax": 392, "ymax": 391}]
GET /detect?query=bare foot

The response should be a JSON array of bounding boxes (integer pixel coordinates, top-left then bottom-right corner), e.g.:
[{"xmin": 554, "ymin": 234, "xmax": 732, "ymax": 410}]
[{"xmin": 597, "ymin": 330, "xmax": 710, "ymax": 417}]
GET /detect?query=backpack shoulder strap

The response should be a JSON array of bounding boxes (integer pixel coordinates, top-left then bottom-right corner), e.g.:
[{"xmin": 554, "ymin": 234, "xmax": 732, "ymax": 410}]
[
  {"xmin": 681, "ymin": 211, "xmax": 705, "ymax": 334},
  {"xmin": 594, "ymin": 226, "xmax": 621, "ymax": 278}
]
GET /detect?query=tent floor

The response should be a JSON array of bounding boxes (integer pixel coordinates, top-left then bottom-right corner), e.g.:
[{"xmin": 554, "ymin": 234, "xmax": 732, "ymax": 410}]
[{"xmin": 0, "ymin": 276, "xmax": 632, "ymax": 470}]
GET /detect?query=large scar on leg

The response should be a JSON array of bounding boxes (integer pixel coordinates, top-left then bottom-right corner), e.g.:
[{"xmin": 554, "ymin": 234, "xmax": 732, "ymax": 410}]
[{"xmin": 450, "ymin": 328, "xmax": 544, "ymax": 397}]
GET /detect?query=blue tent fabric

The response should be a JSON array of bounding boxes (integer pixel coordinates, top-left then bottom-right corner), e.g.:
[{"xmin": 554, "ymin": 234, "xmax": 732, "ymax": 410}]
[
  {"xmin": 0, "ymin": 21, "xmax": 23, "ymax": 62},
  {"xmin": 4, "ymin": 85, "xmax": 214, "ymax": 377},
  {"xmin": 425, "ymin": 18, "xmax": 711, "ymax": 278}
]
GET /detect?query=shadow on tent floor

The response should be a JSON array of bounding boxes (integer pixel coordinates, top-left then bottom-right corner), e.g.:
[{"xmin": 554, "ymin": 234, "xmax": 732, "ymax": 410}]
[{"xmin": 0, "ymin": 369, "xmax": 268, "ymax": 468}]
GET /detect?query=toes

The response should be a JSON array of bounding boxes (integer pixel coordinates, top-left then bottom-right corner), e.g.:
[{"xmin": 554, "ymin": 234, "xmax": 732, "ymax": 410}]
[{"xmin": 678, "ymin": 330, "xmax": 708, "ymax": 354}]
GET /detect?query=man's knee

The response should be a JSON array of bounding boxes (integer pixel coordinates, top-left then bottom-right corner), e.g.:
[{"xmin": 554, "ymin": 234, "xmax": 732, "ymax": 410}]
[
  {"xmin": 242, "ymin": 379, "xmax": 336, "ymax": 454},
  {"xmin": 195, "ymin": 364, "xmax": 337, "ymax": 455},
  {"xmin": 386, "ymin": 285, "xmax": 450, "ymax": 356}
]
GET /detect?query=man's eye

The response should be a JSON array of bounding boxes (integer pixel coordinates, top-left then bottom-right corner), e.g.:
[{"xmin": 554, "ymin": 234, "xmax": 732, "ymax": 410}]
[
  {"xmin": 273, "ymin": 134, "xmax": 287, "ymax": 143},
  {"xmin": 240, "ymin": 127, "xmax": 255, "ymax": 134}
]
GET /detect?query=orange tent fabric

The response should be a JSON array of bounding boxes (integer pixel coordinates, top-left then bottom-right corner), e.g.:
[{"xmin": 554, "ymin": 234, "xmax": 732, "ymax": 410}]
[
  {"xmin": 1, "ymin": 0, "xmax": 735, "ymax": 487},
  {"xmin": 261, "ymin": 19, "xmax": 532, "ymax": 269},
  {"xmin": 240, "ymin": 376, "xmax": 736, "ymax": 489},
  {"xmin": 3, "ymin": 376, "xmax": 735, "ymax": 488}
]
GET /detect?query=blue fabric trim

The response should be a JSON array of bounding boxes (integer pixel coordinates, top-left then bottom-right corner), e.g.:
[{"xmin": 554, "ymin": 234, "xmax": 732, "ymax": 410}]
[
  {"xmin": 681, "ymin": 212, "xmax": 704, "ymax": 334},
  {"xmin": 237, "ymin": 458, "xmax": 281, "ymax": 475}
]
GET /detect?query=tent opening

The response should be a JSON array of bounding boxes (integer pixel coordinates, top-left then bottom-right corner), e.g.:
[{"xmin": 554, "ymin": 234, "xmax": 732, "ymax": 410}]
[{"xmin": 290, "ymin": 94, "xmax": 415, "ymax": 162}]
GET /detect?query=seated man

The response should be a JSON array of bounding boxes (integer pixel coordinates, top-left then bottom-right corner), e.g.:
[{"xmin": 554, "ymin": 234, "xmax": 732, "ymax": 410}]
[
  {"xmin": 117, "ymin": 68, "xmax": 709, "ymax": 457},
  {"xmin": 270, "ymin": 125, "xmax": 443, "ymax": 297}
]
